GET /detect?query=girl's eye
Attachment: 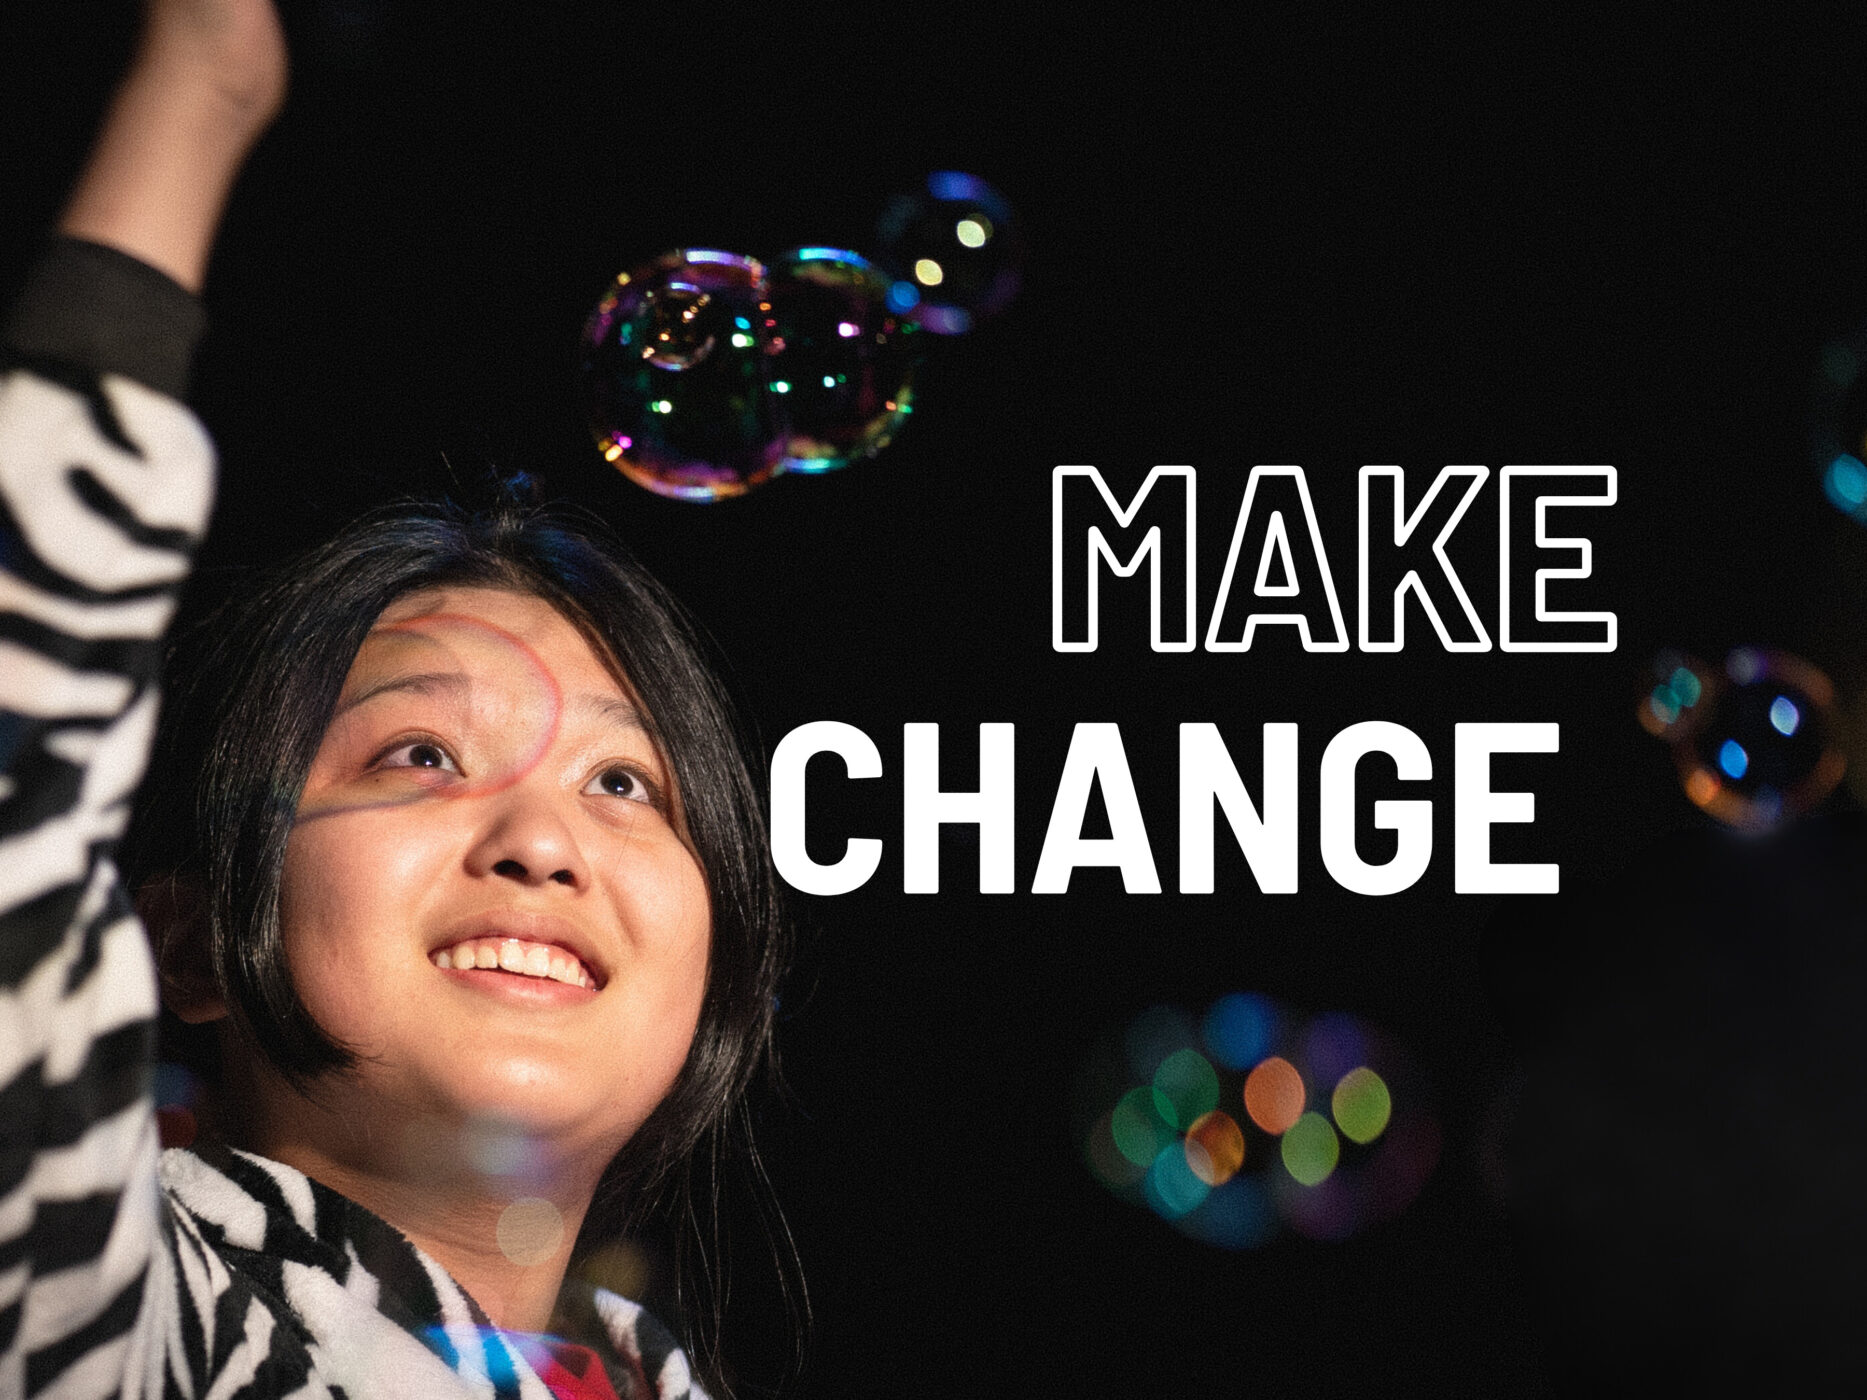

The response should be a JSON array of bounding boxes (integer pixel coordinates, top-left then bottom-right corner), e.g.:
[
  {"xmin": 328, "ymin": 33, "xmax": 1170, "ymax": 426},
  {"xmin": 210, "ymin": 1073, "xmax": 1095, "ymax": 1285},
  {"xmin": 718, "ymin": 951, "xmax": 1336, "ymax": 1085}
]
[
  {"xmin": 378, "ymin": 740, "xmax": 461, "ymax": 774},
  {"xmin": 586, "ymin": 765, "xmax": 654, "ymax": 804}
]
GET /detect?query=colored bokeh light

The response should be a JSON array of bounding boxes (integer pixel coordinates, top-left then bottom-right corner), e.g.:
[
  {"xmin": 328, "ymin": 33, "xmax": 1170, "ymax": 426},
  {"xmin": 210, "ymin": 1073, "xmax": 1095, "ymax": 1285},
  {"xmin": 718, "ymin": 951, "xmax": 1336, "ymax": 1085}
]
[
  {"xmin": 1280, "ymin": 1112, "xmax": 1341, "ymax": 1187},
  {"xmin": 1331, "ymin": 1067, "xmax": 1393, "ymax": 1145},
  {"xmin": 1183, "ymin": 1110, "xmax": 1246, "ymax": 1186},
  {"xmin": 1176, "ymin": 1175, "xmax": 1277, "ymax": 1250},
  {"xmin": 1203, "ymin": 991, "xmax": 1278, "ymax": 1070},
  {"xmin": 1111, "ymin": 1085, "xmax": 1176, "ymax": 1168},
  {"xmin": 1085, "ymin": 1110, "xmax": 1148, "ymax": 1190},
  {"xmin": 1243, "ymin": 1056, "xmax": 1306, "ymax": 1135},
  {"xmin": 1299, "ymin": 1012, "xmax": 1370, "ymax": 1090},
  {"xmin": 1153, "ymin": 1047, "xmax": 1220, "ymax": 1128},
  {"xmin": 1145, "ymin": 1142, "xmax": 1211, "ymax": 1219},
  {"xmin": 1638, "ymin": 651, "xmax": 1710, "ymax": 740},
  {"xmin": 1082, "ymin": 995, "xmax": 1436, "ymax": 1249},
  {"xmin": 1810, "ymin": 327, "xmax": 1867, "ymax": 524}
]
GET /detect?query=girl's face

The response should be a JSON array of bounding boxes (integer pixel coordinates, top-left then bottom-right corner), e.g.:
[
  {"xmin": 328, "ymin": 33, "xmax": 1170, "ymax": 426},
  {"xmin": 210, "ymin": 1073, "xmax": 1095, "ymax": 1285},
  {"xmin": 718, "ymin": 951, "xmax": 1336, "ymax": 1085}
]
[{"xmin": 272, "ymin": 586, "xmax": 710, "ymax": 1177}]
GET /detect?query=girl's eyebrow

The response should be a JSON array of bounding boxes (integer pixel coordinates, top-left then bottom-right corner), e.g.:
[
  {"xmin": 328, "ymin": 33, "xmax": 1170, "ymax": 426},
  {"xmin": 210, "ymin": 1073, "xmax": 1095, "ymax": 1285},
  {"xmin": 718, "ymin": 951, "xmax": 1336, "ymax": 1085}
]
[
  {"xmin": 574, "ymin": 693, "xmax": 646, "ymax": 732},
  {"xmin": 333, "ymin": 670, "xmax": 469, "ymax": 716},
  {"xmin": 333, "ymin": 678, "xmax": 642, "ymax": 733}
]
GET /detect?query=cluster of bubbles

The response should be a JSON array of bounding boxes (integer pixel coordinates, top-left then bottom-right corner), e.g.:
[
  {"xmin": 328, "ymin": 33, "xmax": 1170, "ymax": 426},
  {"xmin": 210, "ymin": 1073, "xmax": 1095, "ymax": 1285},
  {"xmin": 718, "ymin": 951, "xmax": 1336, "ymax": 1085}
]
[
  {"xmin": 578, "ymin": 174, "xmax": 1022, "ymax": 501},
  {"xmin": 1639, "ymin": 647, "xmax": 1845, "ymax": 831},
  {"xmin": 1078, "ymin": 994, "xmax": 1439, "ymax": 1247}
]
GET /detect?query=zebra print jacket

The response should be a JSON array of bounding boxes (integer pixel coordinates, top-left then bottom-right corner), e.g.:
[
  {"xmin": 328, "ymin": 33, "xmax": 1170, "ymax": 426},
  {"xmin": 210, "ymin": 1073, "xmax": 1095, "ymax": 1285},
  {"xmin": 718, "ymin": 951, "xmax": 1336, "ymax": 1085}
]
[{"xmin": 0, "ymin": 239, "xmax": 704, "ymax": 1400}]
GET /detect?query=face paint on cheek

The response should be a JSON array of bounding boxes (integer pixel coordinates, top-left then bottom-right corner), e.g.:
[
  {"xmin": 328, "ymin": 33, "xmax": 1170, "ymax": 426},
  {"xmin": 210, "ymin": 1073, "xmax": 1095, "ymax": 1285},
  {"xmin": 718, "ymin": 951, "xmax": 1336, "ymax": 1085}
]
[{"xmin": 296, "ymin": 612, "xmax": 569, "ymax": 826}]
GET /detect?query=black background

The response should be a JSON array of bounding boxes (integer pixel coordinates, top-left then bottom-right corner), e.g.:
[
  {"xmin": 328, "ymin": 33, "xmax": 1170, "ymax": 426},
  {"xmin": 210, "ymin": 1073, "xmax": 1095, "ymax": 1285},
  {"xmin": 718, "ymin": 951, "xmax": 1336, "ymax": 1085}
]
[{"xmin": 9, "ymin": 6, "xmax": 1867, "ymax": 1396}]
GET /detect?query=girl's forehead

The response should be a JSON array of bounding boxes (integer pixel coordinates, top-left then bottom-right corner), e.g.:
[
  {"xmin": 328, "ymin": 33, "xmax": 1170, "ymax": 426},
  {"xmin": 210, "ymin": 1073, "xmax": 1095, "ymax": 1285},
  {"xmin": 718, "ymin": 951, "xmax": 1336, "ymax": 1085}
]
[
  {"xmin": 371, "ymin": 585, "xmax": 575, "ymax": 637},
  {"xmin": 350, "ymin": 587, "xmax": 632, "ymax": 699}
]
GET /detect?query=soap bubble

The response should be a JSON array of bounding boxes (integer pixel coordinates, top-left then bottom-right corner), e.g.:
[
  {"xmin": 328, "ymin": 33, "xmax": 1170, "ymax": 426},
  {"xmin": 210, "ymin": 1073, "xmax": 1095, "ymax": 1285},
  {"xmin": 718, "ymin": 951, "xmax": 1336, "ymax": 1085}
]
[
  {"xmin": 873, "ymin": 172, "xmax": 1022, "ymax": 335},
  {"xmin": 767, "ymin": 248, "xmax": 919, "ymax": 473},
  {"xmin": 1663, "ymin": 648, "xmax": 1844, "ymax": 831},
  {"xmin": 578, "ymin": 250, "xmax": 786, "ymax": 501}
]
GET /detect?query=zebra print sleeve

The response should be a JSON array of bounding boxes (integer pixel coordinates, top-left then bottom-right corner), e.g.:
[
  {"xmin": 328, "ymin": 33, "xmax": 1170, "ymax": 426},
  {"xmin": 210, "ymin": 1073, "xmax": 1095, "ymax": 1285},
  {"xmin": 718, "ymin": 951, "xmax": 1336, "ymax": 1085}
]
[{"xmin": 0, "ymin": 238, "xmax": 215, "ymax": 1399}]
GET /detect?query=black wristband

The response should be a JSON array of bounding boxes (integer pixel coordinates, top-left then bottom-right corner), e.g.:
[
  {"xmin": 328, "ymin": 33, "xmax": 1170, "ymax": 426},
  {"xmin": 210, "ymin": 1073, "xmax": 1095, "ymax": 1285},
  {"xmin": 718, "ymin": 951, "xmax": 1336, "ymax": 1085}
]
[{"xmin": 1, "ymin": 236, "xmax": 207, "ymax": 399}]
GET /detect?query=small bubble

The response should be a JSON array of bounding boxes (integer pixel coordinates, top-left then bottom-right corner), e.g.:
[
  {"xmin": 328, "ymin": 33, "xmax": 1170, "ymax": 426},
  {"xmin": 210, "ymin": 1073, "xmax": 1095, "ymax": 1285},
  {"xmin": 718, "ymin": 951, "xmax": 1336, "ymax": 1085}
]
[
  {"xmin": 1669, "ymin": 649, "xmax": 1843, "ymax": 831},
  {"xmin": 874, "ymin": 172, "xmax": 1023, "ymax": 336},
  {"xmin": 767, "ymin": 249, "xmax": 919, "ymax": 475},
  {"xmin": 578, "ymin": 250, "xmax": 785, "ymax": 501}
]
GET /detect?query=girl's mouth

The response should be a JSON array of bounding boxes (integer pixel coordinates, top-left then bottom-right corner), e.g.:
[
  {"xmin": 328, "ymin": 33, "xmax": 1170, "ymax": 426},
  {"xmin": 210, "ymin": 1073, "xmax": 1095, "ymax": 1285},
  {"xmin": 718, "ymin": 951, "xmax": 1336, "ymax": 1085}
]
[{"xmin": 430, "ymin": 937, "xmax": 596, "ymax": 990}]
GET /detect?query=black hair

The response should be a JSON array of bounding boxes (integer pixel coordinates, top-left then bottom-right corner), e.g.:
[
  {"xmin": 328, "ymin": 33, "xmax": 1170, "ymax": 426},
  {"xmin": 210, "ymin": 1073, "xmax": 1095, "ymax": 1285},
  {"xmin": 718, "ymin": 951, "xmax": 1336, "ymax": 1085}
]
[{"xmin": 123, "ymin": 496, "xmax": 797, "ymax": 1385}]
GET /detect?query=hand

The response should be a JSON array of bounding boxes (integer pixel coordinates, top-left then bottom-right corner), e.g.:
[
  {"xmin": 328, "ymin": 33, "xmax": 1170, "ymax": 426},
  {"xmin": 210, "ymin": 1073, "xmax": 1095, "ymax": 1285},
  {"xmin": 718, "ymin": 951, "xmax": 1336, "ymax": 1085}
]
[
  {"xmin": 137, "ymin": 0, "xmax": 289, "ymax": 141},
  {"xmin": 57, "ymin": 0, "xmax": 289, "ymax": 292}
]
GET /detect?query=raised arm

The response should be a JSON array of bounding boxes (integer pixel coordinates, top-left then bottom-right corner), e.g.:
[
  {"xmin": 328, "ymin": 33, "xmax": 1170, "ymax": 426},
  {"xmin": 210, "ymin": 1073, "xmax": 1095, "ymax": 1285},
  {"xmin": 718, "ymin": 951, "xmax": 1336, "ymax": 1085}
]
[
  {"xmin": 0, "ymin": 6, "xmax": 283, "ymax": 1395},
  {"xmin": 56, "ymin": 0, "xmax": 286, "ymax": 294}
]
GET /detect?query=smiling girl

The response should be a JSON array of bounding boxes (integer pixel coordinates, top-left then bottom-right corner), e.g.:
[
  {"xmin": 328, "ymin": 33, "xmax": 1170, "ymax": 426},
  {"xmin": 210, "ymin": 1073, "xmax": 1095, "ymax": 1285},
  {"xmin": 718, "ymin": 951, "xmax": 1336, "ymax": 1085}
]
[{"xmin": 1, "ymin": 4, "xmax": 784, "ymax": 1397}]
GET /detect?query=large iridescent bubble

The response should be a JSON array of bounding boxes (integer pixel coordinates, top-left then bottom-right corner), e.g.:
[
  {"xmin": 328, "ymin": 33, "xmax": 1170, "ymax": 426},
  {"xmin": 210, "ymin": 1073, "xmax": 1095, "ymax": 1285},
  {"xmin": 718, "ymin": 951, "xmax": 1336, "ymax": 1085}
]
[
  {"xmin": 873, "ymin": 172, "xmax": 1022, "ymax": 335},
  {"xmin": 578, "ymin": 250, "xmax": 786, "ymax": 501},
  {"xmin": 767, "ymin": 248, "xmax": 919, "ymax": 473}
]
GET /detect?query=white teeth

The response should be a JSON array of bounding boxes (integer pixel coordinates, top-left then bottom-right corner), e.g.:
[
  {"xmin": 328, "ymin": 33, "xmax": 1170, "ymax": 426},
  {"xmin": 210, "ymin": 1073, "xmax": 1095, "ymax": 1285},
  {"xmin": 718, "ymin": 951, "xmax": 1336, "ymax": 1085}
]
[{"xmin": 432, "ymin": 937, "xmax": 593, "ymax": 989}]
